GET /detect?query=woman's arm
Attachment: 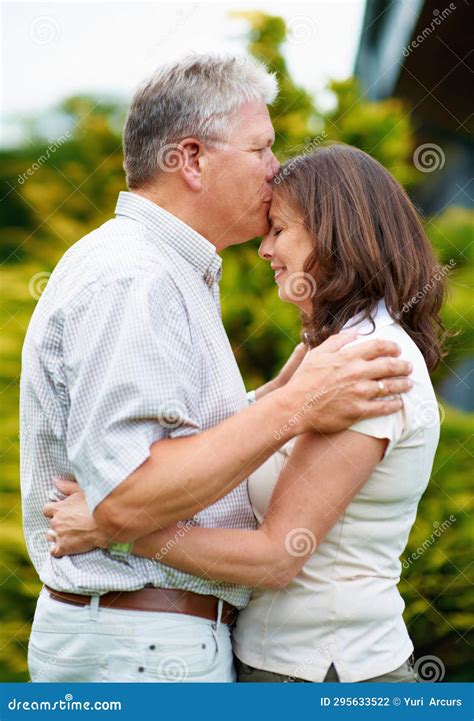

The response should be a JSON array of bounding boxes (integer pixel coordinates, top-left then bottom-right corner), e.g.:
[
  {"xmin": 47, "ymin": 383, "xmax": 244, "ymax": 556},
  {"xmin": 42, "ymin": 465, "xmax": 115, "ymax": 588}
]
[
  {"xmin": 46, "ymin": 430, "xmax": 386, "ymax": 588},
  {"xmin": 131, "ymin": 430, "xmax": 387, "ymax": 588}
]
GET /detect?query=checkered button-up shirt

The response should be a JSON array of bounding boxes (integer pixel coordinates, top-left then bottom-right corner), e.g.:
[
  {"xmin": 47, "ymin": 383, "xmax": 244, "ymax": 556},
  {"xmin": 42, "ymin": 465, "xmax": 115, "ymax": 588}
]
[{"xmin": 20, "ymin": 191, "xmax": 257, "ymax": 608}]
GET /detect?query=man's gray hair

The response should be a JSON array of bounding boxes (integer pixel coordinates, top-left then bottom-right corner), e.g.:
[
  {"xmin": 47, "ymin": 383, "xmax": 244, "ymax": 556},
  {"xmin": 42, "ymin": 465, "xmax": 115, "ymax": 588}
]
[{"xmin": 123, "ymin": 53, "xmax": 278, "ymax": 188}]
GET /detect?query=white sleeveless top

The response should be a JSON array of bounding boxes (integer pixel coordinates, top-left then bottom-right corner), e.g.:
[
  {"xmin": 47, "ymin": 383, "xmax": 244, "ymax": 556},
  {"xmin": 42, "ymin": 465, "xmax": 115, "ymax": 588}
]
[{"xmin": 233, "ymin": 300, "xmax": 440, "ymax": 682}]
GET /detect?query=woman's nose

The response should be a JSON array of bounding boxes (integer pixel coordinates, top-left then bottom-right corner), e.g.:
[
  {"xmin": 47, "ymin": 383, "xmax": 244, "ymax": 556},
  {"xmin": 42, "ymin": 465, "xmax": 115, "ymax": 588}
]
[{"xmin": 259, "ymin": 235, "xmax": 274, "ymax": 260}]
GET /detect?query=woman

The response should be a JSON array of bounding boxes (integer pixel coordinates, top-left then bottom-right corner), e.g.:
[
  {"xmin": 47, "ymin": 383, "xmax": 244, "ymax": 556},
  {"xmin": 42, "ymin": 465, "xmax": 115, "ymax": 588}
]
[{"xmin": 47, "ymin": 144, "xmax": 447, "ymax": 683}]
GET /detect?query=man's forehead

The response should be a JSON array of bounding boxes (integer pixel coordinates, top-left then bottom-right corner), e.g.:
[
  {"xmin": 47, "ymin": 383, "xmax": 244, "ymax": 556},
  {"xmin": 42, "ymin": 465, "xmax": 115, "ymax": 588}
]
[
  {"xmin": 242, "ymin": 122, "xmax": 275, "ymax": 145},
  {"xmin": 231, "ymin": 101, "xmax": 275, "ymax": 142}
]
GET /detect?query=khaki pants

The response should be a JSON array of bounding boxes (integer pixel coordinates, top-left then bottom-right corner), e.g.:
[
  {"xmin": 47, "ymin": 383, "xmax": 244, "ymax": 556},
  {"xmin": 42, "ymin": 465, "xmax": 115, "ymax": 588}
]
[{"xmin": 235, "ymin": 655, "xmax": 418, "ymax": 683}]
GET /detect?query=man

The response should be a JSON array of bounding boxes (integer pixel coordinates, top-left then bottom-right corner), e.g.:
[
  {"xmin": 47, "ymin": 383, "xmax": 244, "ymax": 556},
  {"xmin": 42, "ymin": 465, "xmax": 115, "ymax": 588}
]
[{"xmin": 21, "ymin": 54, "xmax": 412, "ymax": 683}]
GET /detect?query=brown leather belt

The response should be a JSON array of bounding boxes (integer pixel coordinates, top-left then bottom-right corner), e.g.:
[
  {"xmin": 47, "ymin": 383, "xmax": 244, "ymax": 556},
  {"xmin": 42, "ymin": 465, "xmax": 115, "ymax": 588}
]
[{"xmin": 44, "ymin": 585, "xmax": 237, "ymax": 625}]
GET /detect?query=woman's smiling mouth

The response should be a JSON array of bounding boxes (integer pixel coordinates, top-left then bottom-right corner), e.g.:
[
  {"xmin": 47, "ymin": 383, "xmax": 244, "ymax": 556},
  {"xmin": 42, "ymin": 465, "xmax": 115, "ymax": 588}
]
[{"xmin": 272, "ymin": 265, "xmax": 287, "ymax": 280}]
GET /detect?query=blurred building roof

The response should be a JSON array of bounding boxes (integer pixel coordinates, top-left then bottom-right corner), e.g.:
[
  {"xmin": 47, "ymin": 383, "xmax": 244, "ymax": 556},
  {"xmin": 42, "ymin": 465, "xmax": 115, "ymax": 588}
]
[{"xmin": 355, "ymin": 0, "xmax": 473, "ymax": 214}]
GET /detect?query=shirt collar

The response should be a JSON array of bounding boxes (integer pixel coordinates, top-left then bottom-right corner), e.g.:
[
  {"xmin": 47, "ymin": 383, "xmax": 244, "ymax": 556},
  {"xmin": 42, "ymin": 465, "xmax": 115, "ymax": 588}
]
[
  {"xmin": 342, "ymin": 298, "xmax": 396, "ymax": 334},
  {"xmin": 115, "ymin": 191, "xmax": 222, "ymax": 284}
]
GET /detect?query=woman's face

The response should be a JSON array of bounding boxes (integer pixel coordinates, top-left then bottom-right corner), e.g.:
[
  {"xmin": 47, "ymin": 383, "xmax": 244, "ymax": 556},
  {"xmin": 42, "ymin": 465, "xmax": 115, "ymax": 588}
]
[{"xmin": 258, "ymin": 194, "xmax": 316, "ymax": 315}]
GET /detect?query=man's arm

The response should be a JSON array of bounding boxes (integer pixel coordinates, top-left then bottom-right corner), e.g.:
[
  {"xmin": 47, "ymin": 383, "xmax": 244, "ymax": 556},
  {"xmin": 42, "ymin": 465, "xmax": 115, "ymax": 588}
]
[
  {"xmin": 48, "ymin": 429, "xmax": 387, "ymax": 587},
  {"xmin": 94, "ymin": 333, "xmax": 412, "ymax": 540},
  {"xmin": 130, "ymin": 430, "xmax": 386, "ymax": 588}
]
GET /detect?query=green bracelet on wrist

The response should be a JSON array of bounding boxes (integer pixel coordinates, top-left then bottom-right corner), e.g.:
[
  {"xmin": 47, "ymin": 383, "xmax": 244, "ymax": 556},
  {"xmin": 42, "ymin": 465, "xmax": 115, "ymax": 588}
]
[{"xmin": 107, "ymin": 541, "xmax": 133, "ymax": 559}]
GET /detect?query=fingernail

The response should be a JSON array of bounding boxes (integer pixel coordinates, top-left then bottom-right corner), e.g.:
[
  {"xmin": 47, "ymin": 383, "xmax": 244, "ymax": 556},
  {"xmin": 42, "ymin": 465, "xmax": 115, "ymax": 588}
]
[
  {"xmin": 408, "ymin": 363, "xmax": 413, "ymax": 372},
  {"xmin": 408, "ymin": 378, "xmax": 413, "ymax": 388}
]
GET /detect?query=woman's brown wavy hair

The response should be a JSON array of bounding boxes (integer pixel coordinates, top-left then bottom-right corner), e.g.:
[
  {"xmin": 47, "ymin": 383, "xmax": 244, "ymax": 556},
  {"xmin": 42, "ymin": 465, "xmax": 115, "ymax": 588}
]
[{"xmin": 274, "ymin": 143, "xmax": 449, "ymax": 371}]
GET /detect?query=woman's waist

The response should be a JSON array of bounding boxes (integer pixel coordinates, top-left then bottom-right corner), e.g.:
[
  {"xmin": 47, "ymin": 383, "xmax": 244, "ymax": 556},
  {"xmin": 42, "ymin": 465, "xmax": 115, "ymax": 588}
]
[
  {"xmin": 234, "ymin": 578, "xmax": 409, "ymax": 671},
  {"xmin": 239, "ymin": 573, "xmax": 404, "ymax": 626},
  {"xmin": 299, "ymin": 545, "xmax": 402, "ymax": 580}
]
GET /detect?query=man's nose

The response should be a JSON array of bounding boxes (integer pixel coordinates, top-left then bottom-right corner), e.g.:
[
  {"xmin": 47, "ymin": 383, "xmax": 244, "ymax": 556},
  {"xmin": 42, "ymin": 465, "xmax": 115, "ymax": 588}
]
[
  {"xmin": 259, "ymin": 235, "xmax": 274, "ymax": 259},
  {"xmin": 265, "ymin": 152, "xmax": 280, "ymax": 181}
]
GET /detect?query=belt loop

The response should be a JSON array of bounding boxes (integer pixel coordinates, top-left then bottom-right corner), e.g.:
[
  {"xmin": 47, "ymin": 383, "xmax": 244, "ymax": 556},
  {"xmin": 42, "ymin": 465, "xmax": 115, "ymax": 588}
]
[
  {"xmin": 215, "ymin": 598, "xmax": 223, "ymax": 640},
  {"xmin": 89, "ymin": 595, "xmax": 100, "ymax": 621}
]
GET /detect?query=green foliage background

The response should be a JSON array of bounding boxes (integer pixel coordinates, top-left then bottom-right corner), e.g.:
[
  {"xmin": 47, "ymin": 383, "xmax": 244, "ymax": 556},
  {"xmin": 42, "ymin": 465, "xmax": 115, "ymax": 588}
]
[{"xmin": 0, "ymin": 13, "xmax": 472, "ymax": 681}]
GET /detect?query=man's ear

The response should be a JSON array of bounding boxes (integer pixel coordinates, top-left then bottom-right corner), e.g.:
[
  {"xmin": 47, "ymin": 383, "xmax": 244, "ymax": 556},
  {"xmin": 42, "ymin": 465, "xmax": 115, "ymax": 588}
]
[{"xmin": 177, "ymin": 137, "xmax": 204, "ymax": 192}]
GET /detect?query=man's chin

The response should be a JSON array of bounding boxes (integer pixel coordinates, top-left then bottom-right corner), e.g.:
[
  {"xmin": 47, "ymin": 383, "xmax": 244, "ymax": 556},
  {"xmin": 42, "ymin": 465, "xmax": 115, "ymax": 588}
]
[{"xmin": 227, "ymin": 212, "xmax": 270, "ymax": 245}]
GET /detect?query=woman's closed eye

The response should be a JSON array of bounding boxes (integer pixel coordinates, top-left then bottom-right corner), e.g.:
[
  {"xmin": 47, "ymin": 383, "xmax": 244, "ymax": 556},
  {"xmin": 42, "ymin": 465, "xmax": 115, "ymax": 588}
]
[{"xmin": 272, "ymin": 227, "xmax": 283, "ymax": 237}]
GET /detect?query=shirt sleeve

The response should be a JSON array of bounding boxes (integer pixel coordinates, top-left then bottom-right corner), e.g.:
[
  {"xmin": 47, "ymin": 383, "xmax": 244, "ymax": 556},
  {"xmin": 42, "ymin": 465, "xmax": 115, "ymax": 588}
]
[
  {"xmin": 349, "ymin": 412, "xmax": 405, "ymax": 458},
  {"xmin": 63, "ymin": 273, "xmax": 200, "ymax": 513},
  {"xmin": 344, "ymin": 330, "xmax": 406, "ymax": 457}
]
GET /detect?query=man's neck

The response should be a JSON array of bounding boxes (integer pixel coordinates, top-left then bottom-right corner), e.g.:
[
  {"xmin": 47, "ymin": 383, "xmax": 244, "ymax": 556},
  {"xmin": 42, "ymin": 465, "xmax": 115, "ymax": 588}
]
[{"xmin": 132, "ymin": 187, "xmax": 222, "ymax": 252}]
